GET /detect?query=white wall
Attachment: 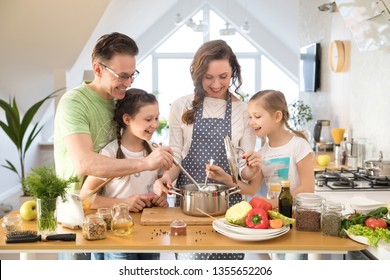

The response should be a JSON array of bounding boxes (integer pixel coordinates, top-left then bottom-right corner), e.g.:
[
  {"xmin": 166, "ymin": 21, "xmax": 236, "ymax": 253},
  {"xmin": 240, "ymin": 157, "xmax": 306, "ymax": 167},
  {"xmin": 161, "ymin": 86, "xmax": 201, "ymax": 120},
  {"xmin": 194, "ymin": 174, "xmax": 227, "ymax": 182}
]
[{"xmin": 300, "ymin": 0, "xmax": 390, "ymax": 161}]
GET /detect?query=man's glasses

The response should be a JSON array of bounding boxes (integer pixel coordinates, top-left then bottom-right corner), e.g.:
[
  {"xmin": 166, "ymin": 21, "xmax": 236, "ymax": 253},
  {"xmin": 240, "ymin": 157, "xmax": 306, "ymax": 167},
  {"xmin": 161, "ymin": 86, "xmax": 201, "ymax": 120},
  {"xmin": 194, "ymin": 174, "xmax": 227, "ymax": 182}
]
[{"xmin": 99, "ymin": 62, "xmax": 139, "ymax": 82}]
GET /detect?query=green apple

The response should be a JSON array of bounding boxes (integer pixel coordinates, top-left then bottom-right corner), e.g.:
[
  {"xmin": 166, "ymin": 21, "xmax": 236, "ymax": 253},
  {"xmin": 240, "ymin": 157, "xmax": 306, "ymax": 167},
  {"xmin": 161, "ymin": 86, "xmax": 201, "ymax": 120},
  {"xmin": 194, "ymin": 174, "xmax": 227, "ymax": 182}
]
[
  {"xmin": 317, "ymin": 154, "xmax": 330, "ymax": 166},
  {"xmin": 20, "ymin": 200, "xmax": 37, "ymax": 221}
]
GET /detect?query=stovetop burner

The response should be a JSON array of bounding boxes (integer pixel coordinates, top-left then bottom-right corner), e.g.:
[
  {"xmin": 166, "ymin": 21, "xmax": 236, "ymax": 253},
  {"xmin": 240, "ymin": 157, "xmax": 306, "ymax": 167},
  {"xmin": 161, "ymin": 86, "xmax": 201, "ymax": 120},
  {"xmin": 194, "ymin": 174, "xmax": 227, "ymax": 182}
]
[
  {"xmin": 332, "ymin": 181, "xmax": 357, "ymax": 187},
  {"xmin": 315, "ymin": 168, "xmax": 390, "ymax": 190}
]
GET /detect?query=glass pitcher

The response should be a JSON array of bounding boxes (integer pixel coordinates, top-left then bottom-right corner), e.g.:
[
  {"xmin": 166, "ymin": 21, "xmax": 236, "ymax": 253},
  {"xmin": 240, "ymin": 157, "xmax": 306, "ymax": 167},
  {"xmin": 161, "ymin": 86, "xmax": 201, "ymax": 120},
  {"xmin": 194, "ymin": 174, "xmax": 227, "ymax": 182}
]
[{"xmin": 111, "ymin": 203, "xmax": 134, "ymax": 236}]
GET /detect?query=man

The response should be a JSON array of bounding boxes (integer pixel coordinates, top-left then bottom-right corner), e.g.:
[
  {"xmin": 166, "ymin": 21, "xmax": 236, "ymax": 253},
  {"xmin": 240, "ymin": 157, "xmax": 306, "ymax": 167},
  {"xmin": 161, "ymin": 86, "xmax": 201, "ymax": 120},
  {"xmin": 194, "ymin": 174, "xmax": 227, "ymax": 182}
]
[{"xmin": 54, "ymin": 32, "xmax": 173, "ymax": 260}]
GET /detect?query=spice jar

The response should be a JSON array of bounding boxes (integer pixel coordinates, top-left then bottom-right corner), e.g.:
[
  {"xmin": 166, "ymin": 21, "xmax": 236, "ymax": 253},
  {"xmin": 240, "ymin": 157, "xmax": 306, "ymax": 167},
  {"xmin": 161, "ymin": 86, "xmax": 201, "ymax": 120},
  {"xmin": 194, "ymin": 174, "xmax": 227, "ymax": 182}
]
[
  {"xmin": 170, "ymin": 219, "xmax": 187, "ymax": 236},
  {"xmin": 322, "ymin": 201, "xmax": 344, "ymax": 237},
  {"xmin": 97, "ymin": 207, "xmax": 112, "ymax": 230},
  {"xmin": 2, "ymin": 213, "xmax": 23, "ymax": 234},
  {"xmin": 295, "ymin": 193, "xmax": 323, "ymax": 232},
  {"xmin": 82, "ymin": 214, "xmax": 107, "ymax": 240}
]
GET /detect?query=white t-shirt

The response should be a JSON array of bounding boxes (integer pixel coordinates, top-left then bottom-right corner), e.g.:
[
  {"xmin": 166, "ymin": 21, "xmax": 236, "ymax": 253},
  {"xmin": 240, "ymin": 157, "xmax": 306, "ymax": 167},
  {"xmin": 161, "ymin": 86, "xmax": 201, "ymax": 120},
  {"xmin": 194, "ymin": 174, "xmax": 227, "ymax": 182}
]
[
  {"xmin": 169, "ymin": 94, "xmax": 256, "ymax": 173},
  {"xmin": 260, "ymin": 136, "xmax": 313, "ymax": 190},
  {"xmin": 99, "ymin": 140, "xmax": 162, "ymax": 198}
]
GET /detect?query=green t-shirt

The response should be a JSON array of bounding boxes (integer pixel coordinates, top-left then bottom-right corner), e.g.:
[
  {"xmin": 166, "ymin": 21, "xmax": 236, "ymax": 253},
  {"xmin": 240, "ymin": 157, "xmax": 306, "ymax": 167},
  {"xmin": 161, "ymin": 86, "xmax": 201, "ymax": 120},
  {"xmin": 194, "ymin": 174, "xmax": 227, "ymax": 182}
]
[{"xmin": 54, "ymin": 82, "xmax": 116, "ymax": 193}]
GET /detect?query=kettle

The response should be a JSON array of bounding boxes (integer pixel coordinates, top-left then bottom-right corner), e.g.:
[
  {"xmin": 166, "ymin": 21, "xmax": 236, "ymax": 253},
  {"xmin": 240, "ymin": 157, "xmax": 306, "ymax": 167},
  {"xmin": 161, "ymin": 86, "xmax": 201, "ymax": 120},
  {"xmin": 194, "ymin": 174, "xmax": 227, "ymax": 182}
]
[{"xmin": 313, "ymin": 120, "xmax": 333, "ymax": 150}]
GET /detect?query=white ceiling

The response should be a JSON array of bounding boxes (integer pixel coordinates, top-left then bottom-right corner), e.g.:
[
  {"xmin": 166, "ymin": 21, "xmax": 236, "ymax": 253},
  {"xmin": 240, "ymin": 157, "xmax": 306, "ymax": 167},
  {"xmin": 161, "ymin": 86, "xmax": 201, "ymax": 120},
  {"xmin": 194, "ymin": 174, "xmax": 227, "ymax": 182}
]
[{"xmin": 0, "ymin": 0, "xmax": 299, "ymax": 115}]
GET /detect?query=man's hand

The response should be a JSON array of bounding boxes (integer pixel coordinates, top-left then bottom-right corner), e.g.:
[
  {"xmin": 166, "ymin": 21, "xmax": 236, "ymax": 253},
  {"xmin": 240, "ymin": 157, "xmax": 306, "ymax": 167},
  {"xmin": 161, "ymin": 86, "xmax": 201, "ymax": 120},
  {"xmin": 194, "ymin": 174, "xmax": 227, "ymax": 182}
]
[{"xmin": 145, "ymin": 146, "xmax": 174, "ymax": 171}]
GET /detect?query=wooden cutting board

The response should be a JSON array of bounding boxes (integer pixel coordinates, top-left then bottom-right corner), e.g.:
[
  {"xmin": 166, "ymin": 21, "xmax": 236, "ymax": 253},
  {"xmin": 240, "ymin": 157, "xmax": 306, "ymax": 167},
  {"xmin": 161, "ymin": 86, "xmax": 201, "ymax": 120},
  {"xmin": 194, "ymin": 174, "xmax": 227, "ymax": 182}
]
[{"xmin": 140, "ymin": 207, "xmax": 224, "ymax": 225}]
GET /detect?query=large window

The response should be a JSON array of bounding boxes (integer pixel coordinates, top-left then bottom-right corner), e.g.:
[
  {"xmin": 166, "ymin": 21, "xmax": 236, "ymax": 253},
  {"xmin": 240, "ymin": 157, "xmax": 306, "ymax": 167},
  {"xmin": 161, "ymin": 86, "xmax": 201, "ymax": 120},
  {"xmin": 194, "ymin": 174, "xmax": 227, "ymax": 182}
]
[{"xmin": 133, "ymin": 5, "xmax": 298, "ymax": 120}]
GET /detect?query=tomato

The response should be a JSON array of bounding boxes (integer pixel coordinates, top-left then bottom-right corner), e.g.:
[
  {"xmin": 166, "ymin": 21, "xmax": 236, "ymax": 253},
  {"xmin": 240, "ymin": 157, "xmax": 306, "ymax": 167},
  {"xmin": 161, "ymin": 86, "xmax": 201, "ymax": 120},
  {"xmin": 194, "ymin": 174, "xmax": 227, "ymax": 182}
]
[
  {"xmin": 249, "ymin": 197, "xmax": 272, "ymax": 212},
  {"xmin": 364, "ymin": 217, "xmax": 388, "ymax": 229}
]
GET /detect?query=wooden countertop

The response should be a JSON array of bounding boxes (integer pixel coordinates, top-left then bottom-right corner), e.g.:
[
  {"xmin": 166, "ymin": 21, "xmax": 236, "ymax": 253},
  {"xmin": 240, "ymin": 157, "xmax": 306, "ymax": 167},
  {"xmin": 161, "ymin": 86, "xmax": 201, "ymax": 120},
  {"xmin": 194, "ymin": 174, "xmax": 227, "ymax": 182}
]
[
  {"xmin": 0, "ymin": 209, "xmax": 366, "ymax": 254},
  {"xmin": 314, "ymin": 152, "xmax": 350, "ymax": 171}
]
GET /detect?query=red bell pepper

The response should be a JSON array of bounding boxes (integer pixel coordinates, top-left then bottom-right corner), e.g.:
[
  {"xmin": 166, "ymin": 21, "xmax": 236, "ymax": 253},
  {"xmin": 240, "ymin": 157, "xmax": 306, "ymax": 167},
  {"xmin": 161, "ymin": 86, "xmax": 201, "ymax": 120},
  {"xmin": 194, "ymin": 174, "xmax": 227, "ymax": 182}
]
[
  {"xmin": 249, "ymin": 197, "xmax": 272, "ymax": 212},
  {"xmin": 246, "ymin": 208, "xmax": 270, "ymax": 229}
]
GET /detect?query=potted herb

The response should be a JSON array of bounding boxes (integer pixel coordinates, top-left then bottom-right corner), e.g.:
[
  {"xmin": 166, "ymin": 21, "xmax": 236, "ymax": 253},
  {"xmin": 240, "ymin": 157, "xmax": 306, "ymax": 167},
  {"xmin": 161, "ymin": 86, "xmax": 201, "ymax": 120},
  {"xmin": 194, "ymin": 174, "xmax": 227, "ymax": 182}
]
[
  {"xmin": 0, "ymin": 88, "xmax": 64, "ymax": 196},
  {"xmin": 23, "ymin": 165, "xmax": 78, "ymax": 234}
]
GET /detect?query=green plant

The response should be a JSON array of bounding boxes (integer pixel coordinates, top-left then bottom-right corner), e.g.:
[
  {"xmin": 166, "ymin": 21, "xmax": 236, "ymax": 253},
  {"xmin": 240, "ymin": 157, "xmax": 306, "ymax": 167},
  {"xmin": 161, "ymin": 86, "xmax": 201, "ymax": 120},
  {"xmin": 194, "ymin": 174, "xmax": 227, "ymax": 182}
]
[
  {"xmin": 156, "ymin": 118, "xmax": 169, "ymax": 135},
  {"xmin": 0, "ymin": 88, "xmax": 64, "ymax": 195},
  {"xmin": 288, "ymin": 100, "xmax": 313, "ymax": 129},
  {"xmin": 23, "ymin": 165, "xmax": 78, "ymax": 233},
  {"xmin": 23, "ymin": 165, "xmax": 79, "ymax": 201}
]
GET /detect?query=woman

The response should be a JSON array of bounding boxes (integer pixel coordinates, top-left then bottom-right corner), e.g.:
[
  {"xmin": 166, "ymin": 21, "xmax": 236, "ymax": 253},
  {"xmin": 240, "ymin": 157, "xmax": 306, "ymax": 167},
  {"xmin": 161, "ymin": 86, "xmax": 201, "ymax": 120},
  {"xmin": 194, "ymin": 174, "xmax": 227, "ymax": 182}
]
[{"xmin": 153, "ymin": 40, "xmax": 256, "ymax": 260}]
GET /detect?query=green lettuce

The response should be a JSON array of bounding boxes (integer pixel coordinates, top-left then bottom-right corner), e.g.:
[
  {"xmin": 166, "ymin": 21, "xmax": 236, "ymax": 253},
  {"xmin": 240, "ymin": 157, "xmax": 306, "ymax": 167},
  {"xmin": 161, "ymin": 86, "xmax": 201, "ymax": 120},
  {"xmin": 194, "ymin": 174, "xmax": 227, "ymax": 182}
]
[{"xmin": 348, "ymin": 224, "xmax": 390, "ymax": 247}]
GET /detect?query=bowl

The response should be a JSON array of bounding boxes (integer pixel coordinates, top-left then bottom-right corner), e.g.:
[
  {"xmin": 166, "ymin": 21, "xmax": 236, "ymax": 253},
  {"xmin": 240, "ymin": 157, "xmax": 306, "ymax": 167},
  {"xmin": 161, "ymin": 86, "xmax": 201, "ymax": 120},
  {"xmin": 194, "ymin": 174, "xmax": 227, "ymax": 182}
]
[
  {"xmin": 80, "ymin": 192, "xmax": 97, "ymax": 212},
  {"xmin": 350, "ymin": 197, "xmax": 387, "ymax": 214}
]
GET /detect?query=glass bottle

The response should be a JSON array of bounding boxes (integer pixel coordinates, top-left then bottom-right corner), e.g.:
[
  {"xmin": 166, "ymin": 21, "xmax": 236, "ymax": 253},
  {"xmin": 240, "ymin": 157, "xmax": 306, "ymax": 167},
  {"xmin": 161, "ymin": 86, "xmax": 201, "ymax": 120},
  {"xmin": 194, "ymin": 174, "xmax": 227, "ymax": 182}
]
[
  {"xmin": 322, "ymin": 201, "xmax": 344, "ymax": 236},
  {"xmin": 82, "ymin": 214, "xmax": 107, "ymax": 240},
  {"xmin": 2, "ymin": 213, "xmax": 23, "ymax": 234},
  {"xmin": 278, "ymin": 180, "xmax": 293, "ymax": 226},
  {"xmin": 97, "ymin": 207, "xmax": 112, "ymax": 230},
  {"xmin": 295, "ymin": 193, "xmax": 323, "ymax": 232},
  {"xmin": 111, "ymin": 203, "xmax": 134, "ymax": 236}
]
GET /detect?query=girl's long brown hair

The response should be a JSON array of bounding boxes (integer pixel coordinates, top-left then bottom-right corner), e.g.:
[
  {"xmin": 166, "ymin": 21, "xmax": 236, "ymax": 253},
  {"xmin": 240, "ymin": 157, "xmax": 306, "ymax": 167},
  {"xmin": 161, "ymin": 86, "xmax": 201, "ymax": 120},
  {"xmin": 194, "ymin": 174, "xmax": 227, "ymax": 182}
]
[
  {"xmin": 250, "ymin": 90, "xmax": 308, "ymax": 141},
  {"xmin": 114, "ymin": 88, "xmax": 157, "ymax": 159},
  {"xmin": 182, "ymin": 40, "xmax": 243, "ymax": 125}
]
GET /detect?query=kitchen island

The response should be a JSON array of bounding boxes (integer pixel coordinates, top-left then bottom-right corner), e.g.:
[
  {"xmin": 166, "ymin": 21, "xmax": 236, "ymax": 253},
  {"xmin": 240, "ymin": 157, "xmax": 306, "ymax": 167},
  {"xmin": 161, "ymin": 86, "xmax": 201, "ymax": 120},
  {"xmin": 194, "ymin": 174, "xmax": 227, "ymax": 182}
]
[{"xmin": 0, "ymin": 208, "xmax": 367, "ymax": 260}]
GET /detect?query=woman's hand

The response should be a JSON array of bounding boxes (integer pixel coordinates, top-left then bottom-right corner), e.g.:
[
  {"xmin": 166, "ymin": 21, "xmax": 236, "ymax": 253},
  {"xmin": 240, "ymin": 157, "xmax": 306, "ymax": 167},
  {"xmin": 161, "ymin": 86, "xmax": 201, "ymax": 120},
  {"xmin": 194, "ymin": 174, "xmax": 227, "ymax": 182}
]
[
  {"xmin": 206, "ymin": 164, "xmax": 235, "ymax": 188},
  {"xmin": 153, "ymin": 173, "xmax": 173, "ymax": 196},
  {"xmin": 241, "ymin": 150, "xmax": 262, "ymax": 181}
]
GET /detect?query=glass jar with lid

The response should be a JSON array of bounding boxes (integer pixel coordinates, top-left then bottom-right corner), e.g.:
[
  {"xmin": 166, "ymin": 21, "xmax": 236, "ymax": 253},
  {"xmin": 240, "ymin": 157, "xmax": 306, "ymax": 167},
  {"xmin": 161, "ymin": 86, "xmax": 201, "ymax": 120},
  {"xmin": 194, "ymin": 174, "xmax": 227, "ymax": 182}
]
[
  {"xmin": 2, "ymin": 213, "xmax": 23, "ymax": 234},
  {"xmin": 295, "ymin": 193, "xmax": 323, "ymax": 232},
  {"xmin": 97, "ymin": 207, "xmax": 112, "ymax": 230},
  {"xmin": 322, "ymin": 201, "xmax": 344, "ymax": 236},
  {"xmin": 82, "ymin": 214, "xmax": 107, "ymax": 240}
]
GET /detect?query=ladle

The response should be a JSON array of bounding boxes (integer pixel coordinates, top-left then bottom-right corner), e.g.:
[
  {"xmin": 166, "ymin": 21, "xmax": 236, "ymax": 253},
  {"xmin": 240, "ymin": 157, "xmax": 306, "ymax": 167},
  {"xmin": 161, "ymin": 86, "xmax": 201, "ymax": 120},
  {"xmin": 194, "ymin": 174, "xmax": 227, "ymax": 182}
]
[
  {"xmin": 203, "ymin": 158, "xmax": 214, "ymax": 189},
  {"xmin": 173, "ymin": 157, "xmax": 203, "ymax": 191}
]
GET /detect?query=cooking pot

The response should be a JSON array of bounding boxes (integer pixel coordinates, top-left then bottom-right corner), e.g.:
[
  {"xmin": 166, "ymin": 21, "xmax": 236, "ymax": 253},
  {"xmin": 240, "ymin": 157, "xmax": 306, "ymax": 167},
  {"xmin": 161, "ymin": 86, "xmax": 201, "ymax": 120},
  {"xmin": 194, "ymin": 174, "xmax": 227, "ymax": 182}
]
[
  {"xmin": 364, "ymin": 151, "xmax": 390, "ymax": 176},
  {"xmin": 364, "ymin": 160, "xmax": 390, "ymax": 176},
  {"xmin": 170, "ymin": 184, "xmax": 240, "ymax": 217}
]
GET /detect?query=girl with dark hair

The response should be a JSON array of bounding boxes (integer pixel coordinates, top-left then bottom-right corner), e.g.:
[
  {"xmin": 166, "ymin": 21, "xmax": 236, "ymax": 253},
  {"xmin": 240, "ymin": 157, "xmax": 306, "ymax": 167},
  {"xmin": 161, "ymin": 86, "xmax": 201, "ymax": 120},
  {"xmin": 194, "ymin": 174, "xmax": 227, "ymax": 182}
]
[{"xmin": 81, "ymin": 88, "xmax": 168, "ymax": 260}]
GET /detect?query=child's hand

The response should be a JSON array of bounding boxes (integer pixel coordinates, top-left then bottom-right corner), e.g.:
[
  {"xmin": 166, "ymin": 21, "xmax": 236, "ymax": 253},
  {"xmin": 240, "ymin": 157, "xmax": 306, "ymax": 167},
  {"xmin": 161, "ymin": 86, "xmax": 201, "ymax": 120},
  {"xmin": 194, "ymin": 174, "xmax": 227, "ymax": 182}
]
[
  {"xmin": 126, "ymin": 194, "xmax": 153, "ymax": 212},
  {"xmin": 206, "ymin": 164, "xmax": 235, "ymax": 188},
  {"xmin": 241, "ymin": 150, "xmax": 262, "ymax": 181},
  {"xmin": 151, "ymin": 194, "xmax": 169, "ymax": 208}
]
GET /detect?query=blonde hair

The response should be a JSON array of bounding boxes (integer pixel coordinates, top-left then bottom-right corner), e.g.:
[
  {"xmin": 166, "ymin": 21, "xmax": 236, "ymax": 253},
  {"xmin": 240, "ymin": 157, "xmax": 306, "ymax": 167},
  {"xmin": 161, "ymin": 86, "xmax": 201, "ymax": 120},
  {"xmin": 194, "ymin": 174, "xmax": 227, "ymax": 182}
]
[{"xmin": 249, "ymin": 90, "xmax": 308, "ymax": 141}]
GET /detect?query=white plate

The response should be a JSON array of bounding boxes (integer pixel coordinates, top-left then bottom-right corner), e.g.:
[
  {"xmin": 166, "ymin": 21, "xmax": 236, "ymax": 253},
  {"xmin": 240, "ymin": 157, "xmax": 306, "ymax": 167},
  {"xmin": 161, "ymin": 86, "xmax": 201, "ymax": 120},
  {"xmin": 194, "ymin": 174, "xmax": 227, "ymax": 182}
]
[
  {"xmin": 222, "ymin": 219, "xmax": 289, "ymax": 235},
  {"xmin": 212, "ymin": 219, "xmax": 290, "ymax": 241},
  {"xmin": 345, "ymin": 230, "xmax": 390, "ymax": 248},
  {"xmin": 349, "ymin": 197, "xmax": 387, "ymax": 214},
  {"xmin": 350, "ymin": 197, "xmax": 386, "ymax": 208}
]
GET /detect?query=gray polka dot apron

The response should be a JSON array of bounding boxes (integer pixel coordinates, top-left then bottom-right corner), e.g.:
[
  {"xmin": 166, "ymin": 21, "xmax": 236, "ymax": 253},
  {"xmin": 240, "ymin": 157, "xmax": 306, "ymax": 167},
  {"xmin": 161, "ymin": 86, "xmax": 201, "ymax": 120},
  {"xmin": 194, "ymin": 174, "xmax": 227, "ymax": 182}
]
[{"xmin": 175, "ymin": 93, "xmax": 243, "ymax": 260}]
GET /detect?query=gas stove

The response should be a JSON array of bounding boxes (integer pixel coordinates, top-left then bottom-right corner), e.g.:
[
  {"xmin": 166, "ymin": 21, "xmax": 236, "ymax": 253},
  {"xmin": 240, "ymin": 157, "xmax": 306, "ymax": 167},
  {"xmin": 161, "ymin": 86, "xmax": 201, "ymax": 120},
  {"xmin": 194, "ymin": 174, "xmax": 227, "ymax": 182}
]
[{"xmin": 315, "ymin": 168, "xmax": 390, "ymax": 190}]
